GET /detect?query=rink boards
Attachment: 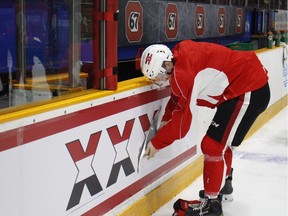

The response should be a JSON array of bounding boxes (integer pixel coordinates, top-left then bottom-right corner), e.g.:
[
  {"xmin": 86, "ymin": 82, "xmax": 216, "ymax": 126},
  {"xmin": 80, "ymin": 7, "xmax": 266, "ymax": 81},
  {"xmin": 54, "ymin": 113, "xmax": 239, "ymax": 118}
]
[{"xmin": 0, "ymin": 46, "xmax": 287, "ymax": 216}]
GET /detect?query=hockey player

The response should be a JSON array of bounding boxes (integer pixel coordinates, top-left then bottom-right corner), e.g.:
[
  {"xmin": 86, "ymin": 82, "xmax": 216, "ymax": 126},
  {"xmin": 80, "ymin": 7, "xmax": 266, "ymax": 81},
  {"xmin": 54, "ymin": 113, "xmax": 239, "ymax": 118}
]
[{"xmin": 140, "ymin": 40, "xmax": 270, "ymax": 216}]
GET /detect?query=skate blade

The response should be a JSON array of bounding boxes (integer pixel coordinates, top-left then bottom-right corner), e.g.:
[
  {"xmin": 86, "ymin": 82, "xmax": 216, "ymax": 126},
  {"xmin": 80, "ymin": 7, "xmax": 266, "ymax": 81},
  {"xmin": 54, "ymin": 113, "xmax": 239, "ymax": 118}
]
[{"xmin": 222, "ymin": 194, "xmax": 233, "ymax": 202}]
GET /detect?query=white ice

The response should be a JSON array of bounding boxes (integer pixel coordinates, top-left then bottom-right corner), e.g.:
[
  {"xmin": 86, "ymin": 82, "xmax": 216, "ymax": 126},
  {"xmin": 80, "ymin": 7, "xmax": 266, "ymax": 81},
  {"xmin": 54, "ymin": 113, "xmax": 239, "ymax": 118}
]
[{"xmin": 153, "ymin": 106, "xmax": 288, "ymax": 216}]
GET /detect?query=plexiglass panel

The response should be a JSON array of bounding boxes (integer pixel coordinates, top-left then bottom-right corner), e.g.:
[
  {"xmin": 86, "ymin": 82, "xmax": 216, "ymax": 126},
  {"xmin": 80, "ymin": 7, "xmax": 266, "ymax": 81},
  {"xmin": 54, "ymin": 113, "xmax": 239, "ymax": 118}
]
[{"xmin": 0, "ymin": 0, "xmax": 94, "ymax": 109}]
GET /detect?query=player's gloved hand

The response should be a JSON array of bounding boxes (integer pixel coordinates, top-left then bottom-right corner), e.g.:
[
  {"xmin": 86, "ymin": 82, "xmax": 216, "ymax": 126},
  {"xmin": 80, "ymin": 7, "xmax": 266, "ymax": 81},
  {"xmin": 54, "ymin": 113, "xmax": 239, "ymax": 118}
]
[{"xmin": 145, "ymin": 141, "xmax": 158, "ymax": 159}]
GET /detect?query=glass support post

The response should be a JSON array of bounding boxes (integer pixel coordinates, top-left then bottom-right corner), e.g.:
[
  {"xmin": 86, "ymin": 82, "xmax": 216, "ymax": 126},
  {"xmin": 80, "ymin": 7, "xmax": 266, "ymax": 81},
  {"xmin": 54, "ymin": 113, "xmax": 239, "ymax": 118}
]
[
  {"xmin": 15, "ymin": 0, "xmax": 26, "ymax": 83},
  {"xmin": 68, "ymin": 0, "xmax": 82, "ymax": 88},
  {"xmin": 100, "ymin": 0, "xmax": 106, "ymax": 90}
]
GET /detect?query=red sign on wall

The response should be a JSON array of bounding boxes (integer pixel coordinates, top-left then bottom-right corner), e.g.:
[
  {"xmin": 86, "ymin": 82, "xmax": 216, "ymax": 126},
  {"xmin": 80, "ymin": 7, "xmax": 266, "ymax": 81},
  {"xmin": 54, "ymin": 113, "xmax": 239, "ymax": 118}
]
[
  {"xmin": 235, "ymin": 8, "xmax": 243, "ymax": 34},
  {"xmin": 125, "ymin": 1, "xmax": 143, "ymax": 43},
  {"xmin": 195, "ymin": 5, "xmax": 205, "ymax": 37},
  {"xmin": 218, "ymin": 7, "xmax": 226, "ymax": 35},
  {"xmin": 165, "ymin": 3, "xmax": 178, "ymax": 39}
]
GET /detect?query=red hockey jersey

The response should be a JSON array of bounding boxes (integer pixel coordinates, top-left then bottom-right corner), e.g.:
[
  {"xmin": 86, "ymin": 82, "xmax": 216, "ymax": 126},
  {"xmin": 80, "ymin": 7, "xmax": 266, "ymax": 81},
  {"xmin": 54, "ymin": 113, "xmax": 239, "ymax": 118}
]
[{"xmin": 152, "ymin": 40, "xmax": 269, "ymax": 149}]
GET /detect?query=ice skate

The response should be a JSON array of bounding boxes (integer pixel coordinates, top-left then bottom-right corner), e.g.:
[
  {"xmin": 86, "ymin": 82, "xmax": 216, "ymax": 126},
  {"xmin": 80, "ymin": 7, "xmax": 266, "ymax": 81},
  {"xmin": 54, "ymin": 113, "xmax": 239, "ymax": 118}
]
[
  {"xmin": 184, "ymin": 198, "xmax": 223, "ymax": 216},
  {"xmin": 220, "ymin": 168, "xmax": 233, "ymax": 202},
  {"xmin": 172, "ymin": 199, "xmax": 202, "ymax": 216}
]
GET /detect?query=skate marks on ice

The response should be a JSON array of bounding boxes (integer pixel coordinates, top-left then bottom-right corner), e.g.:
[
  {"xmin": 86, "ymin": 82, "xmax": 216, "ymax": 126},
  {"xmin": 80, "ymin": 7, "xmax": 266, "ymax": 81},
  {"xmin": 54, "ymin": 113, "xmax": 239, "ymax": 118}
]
[{"xmin": 233, "ymin": 151, "xmax": 288, "ymax": 164}]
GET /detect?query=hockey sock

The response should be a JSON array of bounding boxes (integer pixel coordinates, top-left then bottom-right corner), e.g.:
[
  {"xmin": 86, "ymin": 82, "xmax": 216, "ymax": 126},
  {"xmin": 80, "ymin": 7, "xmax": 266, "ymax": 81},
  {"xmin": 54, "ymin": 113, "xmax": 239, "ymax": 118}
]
[
  {"xmin": 201, "ymin": 135, "xmax": 226, "ymax": 198},
  {"xmin": 224, "ymin": 146, "xmax": 232, "ymax": 178}
]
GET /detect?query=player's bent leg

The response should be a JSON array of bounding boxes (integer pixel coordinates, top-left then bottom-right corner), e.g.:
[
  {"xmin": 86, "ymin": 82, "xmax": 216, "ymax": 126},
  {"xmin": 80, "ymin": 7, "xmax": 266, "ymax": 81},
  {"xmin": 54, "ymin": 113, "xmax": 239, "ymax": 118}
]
[
  {"xmin": 201, "ymin": 135, "xmax": 226, "ymax": 198},
  {"xmin": 199, "ymin": 135, "xmax": 234, "ymax": 204},
  {"xmin": 172, "ymin": 135, "xmax": 225, "ymax": 216},
  {"xmin": 178, "ymin": 135, "xmax": 226, "ymax": 216}
]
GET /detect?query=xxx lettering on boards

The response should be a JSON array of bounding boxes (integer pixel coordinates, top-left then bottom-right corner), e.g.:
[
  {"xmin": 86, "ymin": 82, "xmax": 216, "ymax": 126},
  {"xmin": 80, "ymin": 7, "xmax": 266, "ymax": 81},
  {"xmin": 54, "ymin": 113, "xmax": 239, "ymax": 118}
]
[{"xmin": 65, "ymin": 110, "xmax": 158, "ymax": 210}]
